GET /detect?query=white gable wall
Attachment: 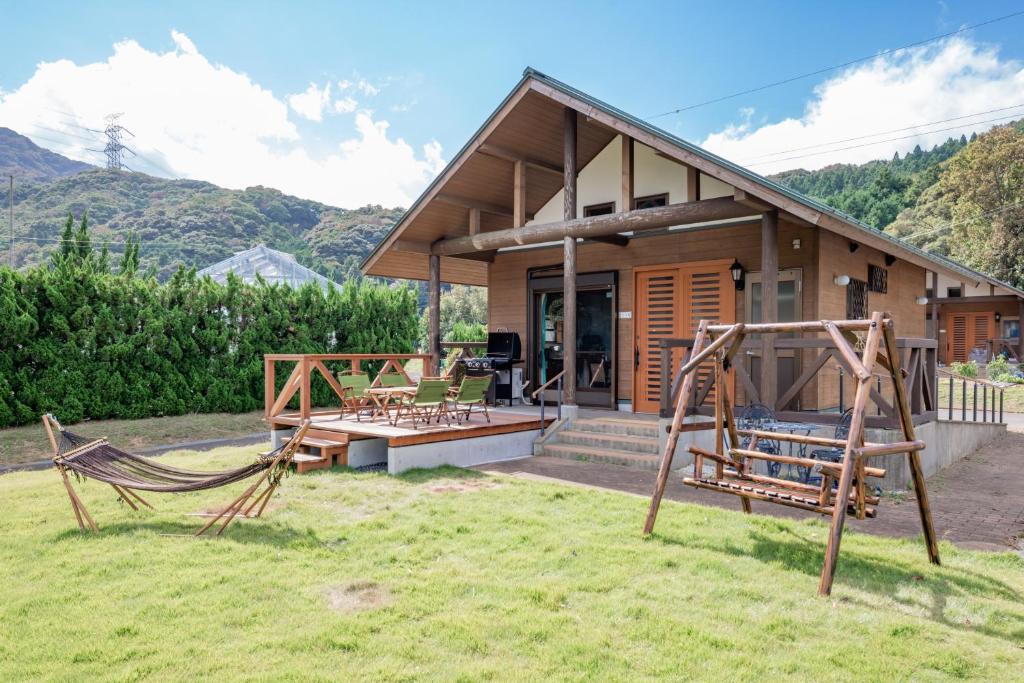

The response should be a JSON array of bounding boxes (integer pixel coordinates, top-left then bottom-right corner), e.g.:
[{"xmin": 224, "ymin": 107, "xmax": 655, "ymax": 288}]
[{"xmin": 528, "ymin": 135, "xmax": 719, "ymax": 225}]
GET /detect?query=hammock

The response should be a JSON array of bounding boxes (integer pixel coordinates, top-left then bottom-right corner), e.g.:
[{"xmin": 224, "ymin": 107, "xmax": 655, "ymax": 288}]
[{"xmin": 43, "ymin": 414, "xmax": 311, "ymax": 536}]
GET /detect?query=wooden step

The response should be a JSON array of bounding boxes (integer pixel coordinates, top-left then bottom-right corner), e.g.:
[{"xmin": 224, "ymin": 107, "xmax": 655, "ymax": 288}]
[{"xmin": 292, "ymin": 452, "xmax": 331, "ymax": 474}]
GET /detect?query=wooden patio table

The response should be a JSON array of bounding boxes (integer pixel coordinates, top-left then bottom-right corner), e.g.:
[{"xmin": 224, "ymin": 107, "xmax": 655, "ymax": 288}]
[{"xmin": 367, "ymin": 386, "xmax": 416, "ymax": 424}]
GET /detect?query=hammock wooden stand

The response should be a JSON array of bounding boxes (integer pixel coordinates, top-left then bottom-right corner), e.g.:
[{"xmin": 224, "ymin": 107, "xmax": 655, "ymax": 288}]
[
  {"xmin": 642, "ymin": 312, "xmax": 940, "ymax": 596},
  {"xmin": 43, "ymin": 415, "xmax": 310, "ymax": 537}
]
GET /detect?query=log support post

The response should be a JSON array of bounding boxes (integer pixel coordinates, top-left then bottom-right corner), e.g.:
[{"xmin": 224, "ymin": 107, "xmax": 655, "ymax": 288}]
[
  {"xmin": 563, "ymin": 107, "xmax": 578, "ymax": 407},
  {"xmin": 513, "ymin": 160, "xmax": 526, "ymax": 228},
  {"xmin": 621, "ymin": 135, "xmax": 633, "ymax": 212},
  {"xmin": 428, "ymin": 253, "xmax": 441, "ymax": 376},
  {"xmin": 931, "ymin": 271, "xmax": 939, "ymax": 346},
  {"xmin": 760, "ymin": 210, "xmax": 779, "ymax": 410}
]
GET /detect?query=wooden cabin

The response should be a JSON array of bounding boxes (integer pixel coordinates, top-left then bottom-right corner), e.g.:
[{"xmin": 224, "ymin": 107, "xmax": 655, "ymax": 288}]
[
  {"xmin": 926, "ymin": 273, "xmax": 1024, "ymax": 365},
  {"xmin": 362, "ymin": 68, "xmax": 1024, "ymax": 418}
]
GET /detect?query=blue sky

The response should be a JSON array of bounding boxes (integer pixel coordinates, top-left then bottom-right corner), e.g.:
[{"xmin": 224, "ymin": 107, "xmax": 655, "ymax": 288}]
[{"xmin": 3, "ymin": 1, "xmax": 1024, "ymax": 207}]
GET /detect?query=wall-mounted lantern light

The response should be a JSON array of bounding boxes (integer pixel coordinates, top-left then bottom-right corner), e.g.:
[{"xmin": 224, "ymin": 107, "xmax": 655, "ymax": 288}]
[
  {"xmin": 792, "ymin": 238, "xmax": 801, "ymax": 250},
  {"xmin": 730, "ymin": 259, "xmax": 745, "ymax": 291},
  {"xmin": 915, "ymin": 296, "xmax": 929, "ymax": 305},
  {"xmin": 884, "ymin": 254, "xmax": 897, "ymax": 267},
  {"xmin": 834, "ymin": 274, "xmax": 851, "ymax": 286}
]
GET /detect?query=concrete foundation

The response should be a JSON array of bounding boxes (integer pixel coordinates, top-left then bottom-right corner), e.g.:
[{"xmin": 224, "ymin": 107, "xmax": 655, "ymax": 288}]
[
  {"xmin": 348, "ymin": 438, "xmax": 388, "ymax": 468},
  {"xmin": 387, "ymin": 428, "xmax": 539, "ymax": 475}
]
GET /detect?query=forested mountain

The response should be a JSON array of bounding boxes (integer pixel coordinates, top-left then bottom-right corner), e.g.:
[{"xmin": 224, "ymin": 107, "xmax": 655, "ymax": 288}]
[
  {"xmin": 770, "ymin": 122, "xmax": 1024, "ymax": 288},
  {"xmin": 1, "ymin": 128, "xmax": 401, "ymax": 280},
  {"xmin": 0, "ymin": 128, "xmax": 92, "ymax": 182},
  {"xmin": 768, "ymin": 134, "xmax": 973, "ymax": 230},
  {"xmin": 6, "ymin": 120, "xmax": 1024, "ymax": 288}
]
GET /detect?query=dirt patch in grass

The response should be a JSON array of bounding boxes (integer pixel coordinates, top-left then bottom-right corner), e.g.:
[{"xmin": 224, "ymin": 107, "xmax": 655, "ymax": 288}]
[
  {"xmin": 325, "ymin": 581, "xmax": 391, "ymax": 613},
  {"xmin": 426, "ymin": 480, "xmax": 499, "ymax": 494}
]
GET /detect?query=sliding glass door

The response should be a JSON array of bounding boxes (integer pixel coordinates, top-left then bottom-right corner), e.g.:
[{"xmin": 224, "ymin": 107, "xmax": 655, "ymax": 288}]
[{"xmin": 528, "ymin": 270, "xmax": 617, "ymax": 408}]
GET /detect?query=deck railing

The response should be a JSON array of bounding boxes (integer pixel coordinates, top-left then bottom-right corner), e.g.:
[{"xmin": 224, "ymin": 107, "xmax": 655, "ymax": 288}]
[
  {"xmin": 264, "ymin": 353, "xmax": 431, "ymax": 420},
  {"xmin": 658, "ymin": 336, "xmax": 938, "ymax": 429}
]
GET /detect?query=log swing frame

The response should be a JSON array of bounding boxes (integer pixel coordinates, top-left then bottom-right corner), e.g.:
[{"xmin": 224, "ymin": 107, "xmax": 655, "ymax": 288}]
[{"xmin": 642, "ymin": 312, "xmax": 940, "ymax": 596}]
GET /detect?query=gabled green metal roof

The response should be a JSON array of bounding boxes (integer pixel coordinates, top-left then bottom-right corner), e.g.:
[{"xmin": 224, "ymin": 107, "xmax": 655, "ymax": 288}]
[{"xmin": 362, "ymin": 67, "xmax": 1024, "ymax": 298}]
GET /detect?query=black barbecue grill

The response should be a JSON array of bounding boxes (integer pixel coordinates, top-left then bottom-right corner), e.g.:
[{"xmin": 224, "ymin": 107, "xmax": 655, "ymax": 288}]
[{"xmin": 460, "ymin": 330, "xmax": 522, "ymax": 403}]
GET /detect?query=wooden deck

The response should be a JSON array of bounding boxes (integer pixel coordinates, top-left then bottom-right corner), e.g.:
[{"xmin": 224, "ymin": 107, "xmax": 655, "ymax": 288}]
[{"xmin": 269, "ymin": 409, "xmax": 552, "ymax": 448}]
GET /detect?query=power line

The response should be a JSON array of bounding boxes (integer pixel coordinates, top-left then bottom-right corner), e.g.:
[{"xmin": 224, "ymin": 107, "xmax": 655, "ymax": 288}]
[
  {"xmin": 648, "ymin": 10, "xmax": 1024, "ymax": 119},
  {"xmin": 32, "ymin": 124, "xmax": 104, "ymax": 144},
  {"xmin": 746, "ymin": 112, "xmax": 1023, "ymax": 168},
  {"xmin": 740, "ymin": 103, "xmax": 1024, "ymax": 163}
]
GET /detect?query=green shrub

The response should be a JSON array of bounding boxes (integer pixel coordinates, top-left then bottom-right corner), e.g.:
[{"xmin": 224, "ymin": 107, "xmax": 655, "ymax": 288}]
[
  {"xmin": 951, "ymin": 360, "xmax": 978, "ymax": 378},
  {"xmin": 987, "ymin": 355, "xmax": 1011, "ymax": 379},
  {"xmin": 447, "ymin": 320, "xmax": 487, "ymax": 343},
  {"xmin": 0, "ymin": 261, "xmax": 418, "ymax": 428}
]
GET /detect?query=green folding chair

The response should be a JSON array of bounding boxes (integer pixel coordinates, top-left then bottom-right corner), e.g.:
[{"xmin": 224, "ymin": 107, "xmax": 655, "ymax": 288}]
[
  {"xmin": 392, "ymin": 378, "xmax": 452, "ymax": 428},
  {"xmin": 448, "ymin": 375, "xmax": 492, "ymax": 424},
  {"xmin": 338, "ymin": 371, "xmax": 372, "ymax": 422},
  {"xmin": 378, "ymin": 372, "xmax": 409, "ymax": 388}
]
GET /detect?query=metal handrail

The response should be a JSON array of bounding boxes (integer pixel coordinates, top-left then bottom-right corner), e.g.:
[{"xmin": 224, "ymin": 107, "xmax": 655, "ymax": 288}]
[
  {"xmin": 531, "ymin": 370, "xmax": 565, "ymax": 398},
  {"xmin": 534, "ymin": 370, "xmax": 566, "ymax": 436}
]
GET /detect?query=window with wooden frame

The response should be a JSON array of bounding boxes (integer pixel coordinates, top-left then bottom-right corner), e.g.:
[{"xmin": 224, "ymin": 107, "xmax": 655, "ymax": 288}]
[
  {"xmin": 846, "ymin": 278, "xmax": 868, "ymax": 320},
  {"xmin": 947, "ymin": 286, "xmax": 962, "ymax": 298},
  {"xmin": 867, "ymin": 264, "xmax": 888, "ymax": 293},
  {"xmin": 632, "ymin": 193, "xmax": 668, "ymax": 210},
  {"xmin": 583, "ymin": 201, "xmax": 615, "ymax": 217}
]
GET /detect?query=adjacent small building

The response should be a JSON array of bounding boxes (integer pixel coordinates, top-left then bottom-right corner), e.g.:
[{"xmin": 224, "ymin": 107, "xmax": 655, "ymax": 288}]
[{"xmin": 198, "ymin": 245, "xmax": 338, "ymax": 292}]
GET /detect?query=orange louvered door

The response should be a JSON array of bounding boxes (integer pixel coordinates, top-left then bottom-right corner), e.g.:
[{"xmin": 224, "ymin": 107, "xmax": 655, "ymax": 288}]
[
  {"xmin": 948, "ymin": 312, "xmax": 995, "ymax": 363},
  {"xmin": 633, "ymin": 268, "xmax": 680, "ymax": 414},
  {"xmin": 634, "ymin": 261, "xmax": 736, "ymax": 413},
  {"xmin": 679, "ymin": 264, "xmax": 737, "ymax": 409}
]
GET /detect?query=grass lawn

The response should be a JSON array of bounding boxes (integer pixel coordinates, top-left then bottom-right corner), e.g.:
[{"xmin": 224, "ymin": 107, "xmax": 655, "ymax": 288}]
[
  {"xmin": 0, "ymin": 412, "xmax": 267, "ymax": 468},
  {"xmin": 1, "ymin": 447, "xmax": 1022, "ymax": 681}
]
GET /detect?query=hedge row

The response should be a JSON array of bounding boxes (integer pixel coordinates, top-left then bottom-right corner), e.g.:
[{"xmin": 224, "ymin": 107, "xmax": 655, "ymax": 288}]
[{"xmin": 0, "ymin": 260, "xmax": 419, "ymax": 428}]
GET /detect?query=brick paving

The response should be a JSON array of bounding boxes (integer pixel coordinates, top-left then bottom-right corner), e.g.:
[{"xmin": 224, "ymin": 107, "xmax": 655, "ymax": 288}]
[{"xmin": 477, "ymin": 428, "xmax": 1024, "ymax": 553}]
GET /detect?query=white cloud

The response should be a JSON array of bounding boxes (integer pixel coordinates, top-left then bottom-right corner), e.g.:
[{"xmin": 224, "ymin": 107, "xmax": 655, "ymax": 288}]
[
  {"xmin": 287, "ymin": 81, "xmax": 332, "ymax": 122},
  {"xmin": 338, "ymin": 77, "xmax": 380, "ymax": 97},
  {"xmin": 701, "ymin": 38, "xmax": 1024, "ymax": 174},
  {"xmin": 333, "ymin": 96, "xmax": 358, "ymax": 114},
  {"xmin": 0, "ymin": 32, "xmax": 443, "ymax": 207},
  {"xmin": 355, "ymin": 79, "xmax": 379, "ymax": 96}
]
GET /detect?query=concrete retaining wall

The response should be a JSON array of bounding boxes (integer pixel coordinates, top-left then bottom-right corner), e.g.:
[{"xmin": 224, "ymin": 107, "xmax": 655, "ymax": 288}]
[{"xmin": 387, "ymin": 429, "xmax": 539, "ymax": 475}]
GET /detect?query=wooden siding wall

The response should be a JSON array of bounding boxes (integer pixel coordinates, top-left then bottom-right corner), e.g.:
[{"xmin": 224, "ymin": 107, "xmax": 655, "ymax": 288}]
[
  {"xmin": 488, "ymin": 218, "xmax": 818, "ymax": 406},
  {"xmin": 815, "ymin": 230, "xmax": 927, "ymax": 410}
]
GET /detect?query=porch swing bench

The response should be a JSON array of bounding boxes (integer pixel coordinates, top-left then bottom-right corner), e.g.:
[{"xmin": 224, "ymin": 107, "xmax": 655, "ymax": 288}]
[{"xmin": 642, "ymin": 312, "xmax": 941, "ymax": 596}]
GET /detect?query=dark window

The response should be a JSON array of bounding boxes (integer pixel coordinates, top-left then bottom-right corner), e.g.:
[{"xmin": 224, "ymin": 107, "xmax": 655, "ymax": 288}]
[
  {"xmin": 867, "ymin": 264, "xmax": 887, "ymax": 293},
  {"xmin": 846, "ymin": 278, "xmax": 868, "ymax": 319},
  {"xmin": 633, "ymin": 193, "xmax": 668, "ymax": 210},
  {"xmin": 947, "ymin": 287, "xmax": 962, "ymax": 298},
  {"xmin": 925, "ymin": 288, "xmax": 933, "ymax": 298},
  {"xmin": 583, "ymin": 202, "xmax": 615, "ymax": 217}
]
